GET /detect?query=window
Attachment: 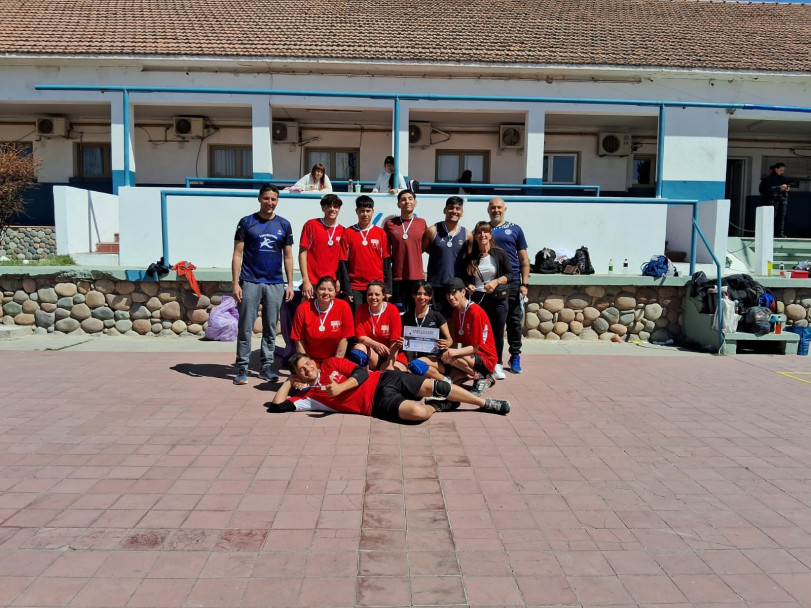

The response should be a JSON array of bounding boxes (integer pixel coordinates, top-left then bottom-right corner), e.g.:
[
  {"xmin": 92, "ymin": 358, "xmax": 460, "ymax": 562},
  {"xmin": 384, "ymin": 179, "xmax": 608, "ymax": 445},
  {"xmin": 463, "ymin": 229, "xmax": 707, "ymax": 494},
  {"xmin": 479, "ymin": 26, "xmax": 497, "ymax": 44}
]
[
  {"xmin": 306, "ymin": 149, "xmax": 359, "ymax": 181},
  {"xmin": 75, "ymin": 143, "xmax": 111, "ymax": 178},
  {"xmin": 436, "ymin": 151, "xmax": 489, "ymax": 183},
  {"xmin": 1, "ymin": 141, "xmax": 33, "ymax": 156},
  {"xmin": 210, "ymin": 145, "xmax": 253, "ymax": 178},
  {"xmin": 632, "ymin": 155, "xmax": 656, "ymax": 187},
  {"xmin": 543, "ymin": 153, "xmax": 578, "ymax": 184}
]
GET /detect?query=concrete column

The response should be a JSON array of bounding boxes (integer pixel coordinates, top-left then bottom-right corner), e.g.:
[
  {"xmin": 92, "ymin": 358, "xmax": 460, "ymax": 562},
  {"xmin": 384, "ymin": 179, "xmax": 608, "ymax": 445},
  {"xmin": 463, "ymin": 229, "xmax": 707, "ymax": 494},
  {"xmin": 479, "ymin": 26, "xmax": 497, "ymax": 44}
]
[
  {"xmin": 660, "ymin": 107, "xmax": 728, "ymax": 201},
  {"xmin": 395, "ymin": 100, "xmax": 410, "ymax": 184},
  {"xmin": 524, "ymin": 105, "xmax": 546, "ymax": 188},
  {"xmin": 755, "ymin": 205, "xmax": 774, "ymax": 276},
  {"xmin": 252, "ymin": 97, "xmax": 273, "ymax": 181},
  {"xmin": 111, "ymin": 93, "xmax": 136, "ymax": 192}
]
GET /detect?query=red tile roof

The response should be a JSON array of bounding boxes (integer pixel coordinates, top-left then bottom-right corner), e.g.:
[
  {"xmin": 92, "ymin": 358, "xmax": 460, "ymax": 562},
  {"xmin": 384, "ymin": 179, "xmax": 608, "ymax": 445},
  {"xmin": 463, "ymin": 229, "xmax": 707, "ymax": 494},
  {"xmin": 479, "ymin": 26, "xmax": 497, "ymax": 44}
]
[{"xmin": 0, "ymin": 0, "xmax": 809, "ymax": 73}]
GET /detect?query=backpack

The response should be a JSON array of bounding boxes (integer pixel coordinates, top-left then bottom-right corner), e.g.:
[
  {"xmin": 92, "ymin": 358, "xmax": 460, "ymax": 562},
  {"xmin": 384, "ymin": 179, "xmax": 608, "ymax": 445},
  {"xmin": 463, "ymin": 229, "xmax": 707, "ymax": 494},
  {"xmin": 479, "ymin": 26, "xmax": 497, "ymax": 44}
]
[
  {"xmin": 531, "ymin": 248, "xmax": 560, "ymax": 274},
  {"xmin": 641, "ymin": 255, "xmax": 678, "ymax": 278},
  {"xmin": 566, "ymin": 246, "xmax": 595, "ymax": 275}
]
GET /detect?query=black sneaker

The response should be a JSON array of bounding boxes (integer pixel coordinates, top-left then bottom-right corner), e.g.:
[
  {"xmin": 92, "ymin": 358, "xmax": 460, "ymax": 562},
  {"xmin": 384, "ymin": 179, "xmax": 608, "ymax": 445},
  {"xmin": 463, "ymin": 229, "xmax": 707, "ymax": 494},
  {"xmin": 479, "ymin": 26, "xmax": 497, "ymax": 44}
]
[
  {"xmin": 429, "ymin": 399, "xmax": 460, "ymax": 412},
  {"xmin": 482, "ymin": 399, "xmax": 510, "ymax": 415},
  {"xmin": 265, "ymin": 401, "xmax": 296, "ymax": 413}
]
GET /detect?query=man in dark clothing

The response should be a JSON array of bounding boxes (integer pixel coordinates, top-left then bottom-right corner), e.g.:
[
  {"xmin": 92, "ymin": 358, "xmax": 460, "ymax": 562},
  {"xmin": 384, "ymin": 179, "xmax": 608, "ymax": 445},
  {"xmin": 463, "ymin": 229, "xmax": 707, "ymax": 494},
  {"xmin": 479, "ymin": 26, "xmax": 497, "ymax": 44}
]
[{"xmin": 759, "ymin": 163, "xmax": 791, "ymax": 238}]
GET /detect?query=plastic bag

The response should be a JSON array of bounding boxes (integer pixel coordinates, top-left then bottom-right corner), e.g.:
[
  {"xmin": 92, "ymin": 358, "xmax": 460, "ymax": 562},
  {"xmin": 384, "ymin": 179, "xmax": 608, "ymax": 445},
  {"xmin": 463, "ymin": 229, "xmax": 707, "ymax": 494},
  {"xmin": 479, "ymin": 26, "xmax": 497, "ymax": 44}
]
[
  {"xmin": 204, "ymin": 296, "xmax": 239, "ymax": 341},
  {"xmin": 711, "ymin": 296, "xmax": 739, "ymax": 334}
]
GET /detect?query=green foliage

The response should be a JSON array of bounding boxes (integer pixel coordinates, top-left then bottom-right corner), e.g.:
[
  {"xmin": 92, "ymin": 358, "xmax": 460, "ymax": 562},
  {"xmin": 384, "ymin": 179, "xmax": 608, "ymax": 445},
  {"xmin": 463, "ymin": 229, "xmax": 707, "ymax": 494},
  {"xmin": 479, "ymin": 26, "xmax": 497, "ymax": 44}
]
[{"xmin": 0, "ymin": 254, "xmax": 75, "ymax": 267}]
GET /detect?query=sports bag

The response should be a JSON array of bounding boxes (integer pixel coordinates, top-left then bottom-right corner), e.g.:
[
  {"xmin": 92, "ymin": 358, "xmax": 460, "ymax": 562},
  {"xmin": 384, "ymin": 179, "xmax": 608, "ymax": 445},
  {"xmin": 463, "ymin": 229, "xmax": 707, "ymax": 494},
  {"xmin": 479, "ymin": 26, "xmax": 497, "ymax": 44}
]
[
  {"xmin": 531, "ymin": 248, "xmax": 560, "ymax": 274},
  {"xmin": 641, "ymin": 255, "xmax": 678, "ymax": 278},
  {"xmin": 564, "ymin": 246, "xmax": 594, "ymax": 275}
]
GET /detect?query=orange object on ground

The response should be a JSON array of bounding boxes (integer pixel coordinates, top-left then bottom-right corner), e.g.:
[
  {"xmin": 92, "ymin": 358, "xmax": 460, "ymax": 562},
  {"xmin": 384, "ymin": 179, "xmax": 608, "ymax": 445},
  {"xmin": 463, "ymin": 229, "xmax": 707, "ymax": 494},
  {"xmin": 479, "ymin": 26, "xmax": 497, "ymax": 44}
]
[{"xmin": 171, "ymin": 260, "xmax": 202, "ymax": 297}]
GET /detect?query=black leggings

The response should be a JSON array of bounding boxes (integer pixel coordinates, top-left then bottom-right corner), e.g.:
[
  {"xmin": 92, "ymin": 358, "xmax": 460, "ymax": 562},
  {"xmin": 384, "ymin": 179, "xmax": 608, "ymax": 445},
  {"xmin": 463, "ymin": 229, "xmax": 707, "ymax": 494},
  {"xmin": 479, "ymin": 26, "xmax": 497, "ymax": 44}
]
[{"xmin": 472, "ymin": 291, "xmax": 508, "ymax": 366}]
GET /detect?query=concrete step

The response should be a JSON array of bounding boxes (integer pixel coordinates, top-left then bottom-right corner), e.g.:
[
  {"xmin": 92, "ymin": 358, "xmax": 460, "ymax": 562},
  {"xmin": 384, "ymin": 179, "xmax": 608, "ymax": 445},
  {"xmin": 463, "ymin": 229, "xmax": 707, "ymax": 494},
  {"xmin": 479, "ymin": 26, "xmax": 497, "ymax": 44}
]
[
  {"xmin": 72, "ymin": 252, "xmax": 120, "ymax": 266},
  {"xmin": 0, "ymin": 325, "xmax": 34, "ymax": 340}
]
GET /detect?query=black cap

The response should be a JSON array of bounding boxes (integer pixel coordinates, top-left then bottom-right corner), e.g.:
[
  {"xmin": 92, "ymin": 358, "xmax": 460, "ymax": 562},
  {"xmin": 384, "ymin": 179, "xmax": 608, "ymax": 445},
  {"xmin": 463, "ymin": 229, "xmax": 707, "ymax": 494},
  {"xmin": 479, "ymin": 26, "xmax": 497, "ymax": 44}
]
[{"xmin": 444, "ymin": 277, "xmax": 466, "ymax": 292}]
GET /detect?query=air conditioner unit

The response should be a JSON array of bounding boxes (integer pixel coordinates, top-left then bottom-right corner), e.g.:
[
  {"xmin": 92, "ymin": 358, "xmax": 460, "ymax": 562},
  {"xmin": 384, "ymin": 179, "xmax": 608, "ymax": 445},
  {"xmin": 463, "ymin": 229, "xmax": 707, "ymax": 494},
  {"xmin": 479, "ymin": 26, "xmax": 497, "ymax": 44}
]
[
  {"xmin": 499, "ymin": 125, "xmax": 525, "ymax": 149},
  {"xmin": 272, "ymin": 121, "xmax": 299, "ymax": 144},
  {"xmin": 597, "ymin": 132, "xmax": 633, "ymax": 156},
  {"xmin": 36, "ymin": 117, "xmax": 68, "ymax": 137},
  {"xmin": 408, "ymin": 122, "xmax": 431, "ymax": 147},
  {"xmin": 173, "ymin": 116, "xmax": 205, "ymax": 138}
]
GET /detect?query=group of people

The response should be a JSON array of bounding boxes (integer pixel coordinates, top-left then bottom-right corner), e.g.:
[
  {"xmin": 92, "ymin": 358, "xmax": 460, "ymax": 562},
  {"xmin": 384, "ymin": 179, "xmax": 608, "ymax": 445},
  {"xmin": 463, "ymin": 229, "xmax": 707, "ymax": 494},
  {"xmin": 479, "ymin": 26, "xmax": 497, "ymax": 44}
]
[
  {"xmin": 291, "ymin": 155, "xmax": 407, "ymax": 195},
  {"xmin": 230, "ymin": 183, "xmax": 531, "ymax": 424}
]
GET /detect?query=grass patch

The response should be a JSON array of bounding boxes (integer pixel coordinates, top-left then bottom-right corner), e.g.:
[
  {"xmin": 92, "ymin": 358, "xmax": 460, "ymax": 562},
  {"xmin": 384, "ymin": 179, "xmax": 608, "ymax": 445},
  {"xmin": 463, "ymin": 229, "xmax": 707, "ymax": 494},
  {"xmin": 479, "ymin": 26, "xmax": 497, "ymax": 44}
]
[{"xmin": 0, "ymin": 255, "xmax": 75, "ymax": 267}]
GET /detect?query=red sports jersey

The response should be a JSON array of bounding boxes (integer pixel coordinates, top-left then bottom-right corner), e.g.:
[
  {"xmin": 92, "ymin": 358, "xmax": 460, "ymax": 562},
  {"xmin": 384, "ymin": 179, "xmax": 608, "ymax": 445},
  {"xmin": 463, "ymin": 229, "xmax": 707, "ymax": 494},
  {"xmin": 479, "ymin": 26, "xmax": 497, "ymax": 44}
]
[
  {"xmin": 288, "ymin": 357, "xmax": 381, "ymax": 415},
  {"xmin": 384, "ymin": 216, "xmax": 427, "ymax": 281},
  {"xmin": 299, "ymin": 218, "xmax": 344, "ymax": 284},
  {"xmin": 290, "ymin": 298, "xmax": 354, "ymax": 361},
  {"xmin": 339, "ymin": 225, "xmax": 390, "ymax": 290},
  {"xmin": 355, "ymin": 302, "xmax": 407, "ymax": 365},
  {"xmin": 452, "ymin": 302, "xmax": 497, "ymax": 372}
]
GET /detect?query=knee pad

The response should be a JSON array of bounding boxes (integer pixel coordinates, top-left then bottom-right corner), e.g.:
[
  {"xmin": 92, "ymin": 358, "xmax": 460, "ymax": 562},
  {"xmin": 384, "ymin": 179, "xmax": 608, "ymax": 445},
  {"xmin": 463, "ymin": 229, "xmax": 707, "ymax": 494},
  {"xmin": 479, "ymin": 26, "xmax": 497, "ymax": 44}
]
[
  {"xmin": 408, "ymin": 359, "xmax": 429, "ymax": 376},
  {"xmin": 432, "ymin": 380, "xmax": 452, "ymax": 399},
  {"xmin": 347, "ymin": 349, "xmax": 369, "ymax": 366}
]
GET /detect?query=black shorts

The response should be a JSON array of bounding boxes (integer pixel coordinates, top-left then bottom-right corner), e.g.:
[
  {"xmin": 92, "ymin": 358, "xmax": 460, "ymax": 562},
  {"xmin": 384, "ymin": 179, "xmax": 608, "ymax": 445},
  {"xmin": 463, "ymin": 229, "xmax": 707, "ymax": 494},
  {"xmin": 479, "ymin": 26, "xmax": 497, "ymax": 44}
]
[
  {"xmin": 371, "ymin": 371, "xmax": 426, "ymax": 423},
  {"xmin": 472, "ymin": 353, "xmax": 490, "ymax": 376}
]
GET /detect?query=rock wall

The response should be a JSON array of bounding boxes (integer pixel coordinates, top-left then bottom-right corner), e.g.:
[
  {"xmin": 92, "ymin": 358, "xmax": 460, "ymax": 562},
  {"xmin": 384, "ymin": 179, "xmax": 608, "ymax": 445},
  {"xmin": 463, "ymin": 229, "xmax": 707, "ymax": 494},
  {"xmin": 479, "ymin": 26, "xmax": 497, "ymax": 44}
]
[
  {"xmin": 0, "ymin": 226, "xmax": 57, "ymax": 261},
  {"xmin": 2, "ymin": 275, "xmax": 810, "ymax": 340},
  {"xmin": 523, "ymin": 285, "xmax": 685, "ymax": 343}
]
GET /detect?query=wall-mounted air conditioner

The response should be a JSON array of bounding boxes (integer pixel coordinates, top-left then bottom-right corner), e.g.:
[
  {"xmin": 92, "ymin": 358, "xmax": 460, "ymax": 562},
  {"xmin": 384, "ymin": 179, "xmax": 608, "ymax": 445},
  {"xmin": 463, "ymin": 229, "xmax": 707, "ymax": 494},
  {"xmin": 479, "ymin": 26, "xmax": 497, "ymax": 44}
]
[
  {"xmin": 36, "ymin": 117, "xmax": 69, "ymax": 137},
  {"xmin": 597, "ymin": 132, "xmax": 633, "ymax": 156},
  {"xmin": 173, "ymin": 116, "xmax": 205, "ymax": 138},
  {"xmin": 408, "ymin": 122, "xmax": 432, "ymax": 147},
  {"xmin": 499, "ymin": 125, "xmax": 525, "ymax": 149},
  {"xmin": 272, "ymin": 122, "xmax": 299, "ymax": 143}
]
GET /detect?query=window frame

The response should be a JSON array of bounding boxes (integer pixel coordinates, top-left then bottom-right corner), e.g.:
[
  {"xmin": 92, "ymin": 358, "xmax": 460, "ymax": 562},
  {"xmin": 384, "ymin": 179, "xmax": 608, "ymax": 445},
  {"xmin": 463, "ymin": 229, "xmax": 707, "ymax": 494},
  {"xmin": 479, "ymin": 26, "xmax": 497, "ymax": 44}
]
[
  {"xmin": 631, "ymin": 154, "xmax": 657, "ymax": 188},
  {"xmin": 543, "ymin": 152, "xmax": 579, "ymax": 185},
  {"xmin": 74, "ymin": 142, "xmax": 112, "ymax": 178},
  {"xmin": 305, "ymin": 148, "xmax": 360, "ymax": 181},
  {"xmin": 208, "ymin": 144, "xmax": 253, "ymax": 179},
  {"xmin": 435, "ymin": 150, "xmax": 490, "ymax": 184}
]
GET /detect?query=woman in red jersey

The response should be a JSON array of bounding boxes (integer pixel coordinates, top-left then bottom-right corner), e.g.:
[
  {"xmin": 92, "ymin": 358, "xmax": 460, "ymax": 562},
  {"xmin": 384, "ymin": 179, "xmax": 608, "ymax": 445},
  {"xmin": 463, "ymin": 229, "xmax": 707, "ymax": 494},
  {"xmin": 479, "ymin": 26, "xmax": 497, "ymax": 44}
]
[
  {"xmin": 348, "ymin": 280, "xmax": 408, "ymax": 371},
  {"xmin": 290, "ymin": 276, "xmax": 354, "ymax": 361}
]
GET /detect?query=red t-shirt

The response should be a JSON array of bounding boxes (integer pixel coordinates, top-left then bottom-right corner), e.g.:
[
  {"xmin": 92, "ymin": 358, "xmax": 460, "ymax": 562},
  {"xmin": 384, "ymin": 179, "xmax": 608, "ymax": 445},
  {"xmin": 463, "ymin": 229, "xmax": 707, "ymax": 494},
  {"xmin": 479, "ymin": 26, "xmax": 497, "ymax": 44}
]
[
  {"xmin": 288, "ymin": 357, "xmax": 380, "ymax": 416},
  {"xmin": 355, "ymin": 302, "xmax": 407, "ymax": 365},
  {"xmin": 299, "ymin": 218, "xmax": 344, "ymax": 284},
  {"xmin": 290, "ymin": 298, "xmax": 354, "ymax": 361},
  {"xmin": 339, "ymin": 225, "xmax": 390, "ymax": 291},
  {"xmin": 452, "ymin": 301, "xmax": 497, "ymax": 372},
  {"xmin": 384, "ymin": 216, "xmax": 427, "ymax": 281}
]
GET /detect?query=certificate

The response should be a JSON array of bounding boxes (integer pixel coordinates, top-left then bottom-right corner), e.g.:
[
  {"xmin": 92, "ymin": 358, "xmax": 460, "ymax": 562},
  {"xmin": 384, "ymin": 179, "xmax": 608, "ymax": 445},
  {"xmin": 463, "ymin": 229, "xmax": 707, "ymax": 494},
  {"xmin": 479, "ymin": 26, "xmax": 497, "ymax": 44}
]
[{"xmin": 403, "ymin": 325, "xmax": 440, "ymax": 354}]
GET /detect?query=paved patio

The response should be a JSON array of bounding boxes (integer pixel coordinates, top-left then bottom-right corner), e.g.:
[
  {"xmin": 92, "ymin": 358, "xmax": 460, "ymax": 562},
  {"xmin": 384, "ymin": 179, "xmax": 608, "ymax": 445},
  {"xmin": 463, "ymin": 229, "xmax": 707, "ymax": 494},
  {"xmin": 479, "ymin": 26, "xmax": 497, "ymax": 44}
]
[{"xmin": 1, "ymin": 338, "xmax": 811, "ymax": 607}]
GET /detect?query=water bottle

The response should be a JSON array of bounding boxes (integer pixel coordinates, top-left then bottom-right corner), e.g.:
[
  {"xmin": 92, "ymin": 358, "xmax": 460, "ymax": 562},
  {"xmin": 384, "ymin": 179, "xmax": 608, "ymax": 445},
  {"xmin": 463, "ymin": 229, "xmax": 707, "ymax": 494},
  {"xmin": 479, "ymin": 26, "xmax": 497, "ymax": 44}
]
[
  {"xmin": 347, "ymin": 179, "xmax": 353, "ymax": 193},
  {"xmin": 355, "ymin": 181, "xmax": 361, "ymax": 193},
  {"xmin": 622, "ymin": 258, "xmax": 629, "ymax": 274},
  {"xmin": 779, "ymin": 263, "xmax": 785, "ymax": 278},
  {"xmin": 608, "ymin": 258, "xmax": 614, "ymax": 274}
]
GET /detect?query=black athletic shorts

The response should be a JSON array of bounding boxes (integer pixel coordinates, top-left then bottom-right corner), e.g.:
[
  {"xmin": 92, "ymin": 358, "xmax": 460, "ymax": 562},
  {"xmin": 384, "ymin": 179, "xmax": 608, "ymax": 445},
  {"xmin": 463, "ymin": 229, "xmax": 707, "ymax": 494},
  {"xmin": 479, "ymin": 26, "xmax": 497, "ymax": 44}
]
[
  {"xmin": 371, "ymin": 371, "xmax": 426, "ymax": 423},
  {"xmin": 472, "ymin": 353, "xmax": 490, "ymax": 377}
]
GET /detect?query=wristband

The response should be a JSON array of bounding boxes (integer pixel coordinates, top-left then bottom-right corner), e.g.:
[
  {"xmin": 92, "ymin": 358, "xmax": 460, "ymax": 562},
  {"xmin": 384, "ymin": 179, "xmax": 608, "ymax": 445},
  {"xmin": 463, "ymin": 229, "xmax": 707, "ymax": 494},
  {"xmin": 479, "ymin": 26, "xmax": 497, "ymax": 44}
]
[{"xmin": 521, "ymin": 283, "xmax": 529, "ymax": 288}]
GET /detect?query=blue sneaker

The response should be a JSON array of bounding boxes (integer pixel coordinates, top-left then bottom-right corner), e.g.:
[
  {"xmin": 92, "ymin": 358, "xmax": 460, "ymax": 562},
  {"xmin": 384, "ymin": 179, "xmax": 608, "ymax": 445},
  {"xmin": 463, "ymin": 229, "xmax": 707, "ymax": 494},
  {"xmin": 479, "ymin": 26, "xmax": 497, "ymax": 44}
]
[
  {"xmin": 234, "ymin": 366, "xmax": 248, "ymax": 385},
  {"xmin": 262, "ymin": 367, "xmax": 280, "ymax": 383},
  {"xmin": 508, "ymin": 355, "xmax": 522, "ymax": 374}
]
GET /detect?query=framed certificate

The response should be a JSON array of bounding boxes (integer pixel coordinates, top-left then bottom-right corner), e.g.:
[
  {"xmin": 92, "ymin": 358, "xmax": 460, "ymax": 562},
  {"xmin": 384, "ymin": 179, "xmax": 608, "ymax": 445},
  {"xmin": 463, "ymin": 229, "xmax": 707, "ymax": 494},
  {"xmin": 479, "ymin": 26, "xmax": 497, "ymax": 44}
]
[{"xmin": 403, "ymin": 325, "xmax": 440, "ymax": 354}]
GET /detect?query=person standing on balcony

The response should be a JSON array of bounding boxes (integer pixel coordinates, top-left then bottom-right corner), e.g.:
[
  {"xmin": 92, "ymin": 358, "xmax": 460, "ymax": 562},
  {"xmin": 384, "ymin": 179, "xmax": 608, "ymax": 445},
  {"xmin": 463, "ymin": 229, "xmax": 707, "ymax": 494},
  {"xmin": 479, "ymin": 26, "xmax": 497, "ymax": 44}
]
[
  {"xmin": 371, "ymin": 155, "xmax": 406, "ymax": 195},
  {"xmin": 759, "ymin": 163, "xmax": 791, "ymax": 238},
  {"xmin": 231, "ymin": 183, "xmax": 295, "ymax": 385},
  {"xmin": 423, "ymin": 196, "xmax": 472, "ymax": 318},
  {"xmin": 488, "ymin": 197, "xmax": 530, "ymax": 375},
  {"xmin": 384, "ymin": 189, "xmax": 426, "ymax": 313},
  {"xmin": 294, "ymin": 163, "xmax": 332, "ymax": 193}
]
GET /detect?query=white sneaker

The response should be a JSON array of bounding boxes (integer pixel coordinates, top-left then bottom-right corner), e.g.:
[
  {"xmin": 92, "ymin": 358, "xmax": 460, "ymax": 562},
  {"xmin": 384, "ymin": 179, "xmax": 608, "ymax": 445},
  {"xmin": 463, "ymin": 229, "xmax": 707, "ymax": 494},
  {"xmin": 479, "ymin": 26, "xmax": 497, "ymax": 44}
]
[{"xmin": 493, "ymin": 364, "xmax": 507, "ymax": 380}]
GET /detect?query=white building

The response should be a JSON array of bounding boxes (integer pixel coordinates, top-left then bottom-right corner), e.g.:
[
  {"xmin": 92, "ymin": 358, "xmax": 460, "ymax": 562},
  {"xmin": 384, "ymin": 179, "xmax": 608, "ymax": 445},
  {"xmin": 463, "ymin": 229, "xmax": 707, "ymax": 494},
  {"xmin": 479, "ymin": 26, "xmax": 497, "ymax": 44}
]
[{"xmin": 1, "ymin": 0, "xmax": 809, "ymax": 269}]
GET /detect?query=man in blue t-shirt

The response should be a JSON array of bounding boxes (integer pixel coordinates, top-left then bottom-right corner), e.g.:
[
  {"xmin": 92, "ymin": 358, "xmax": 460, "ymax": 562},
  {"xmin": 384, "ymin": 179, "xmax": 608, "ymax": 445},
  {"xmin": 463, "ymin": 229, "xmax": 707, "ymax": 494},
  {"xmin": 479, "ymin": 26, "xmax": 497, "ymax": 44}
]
[
  {"xmin": 231, "ymin": 184, "xmax": 294, "ymax": 385},
  {"xmin": 488, "ymin": 198, "xmax": 530, "ymax": 376}
]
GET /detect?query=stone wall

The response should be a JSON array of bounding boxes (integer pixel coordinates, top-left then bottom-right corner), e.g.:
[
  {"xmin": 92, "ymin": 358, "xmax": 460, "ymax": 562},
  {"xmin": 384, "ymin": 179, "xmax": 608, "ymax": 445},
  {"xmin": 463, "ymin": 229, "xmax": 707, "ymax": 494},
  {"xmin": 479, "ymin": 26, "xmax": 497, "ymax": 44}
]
[
  {"xmin": 523, "ymin": 285, "xmax": 684, "ymax": 343},
  {"xmin": 2, "ymin": 274, "xmax": 810, "ymax": 340},
  {"xmin": 0, "ymin": 226, "xmax": 57, "ymax": 261}
]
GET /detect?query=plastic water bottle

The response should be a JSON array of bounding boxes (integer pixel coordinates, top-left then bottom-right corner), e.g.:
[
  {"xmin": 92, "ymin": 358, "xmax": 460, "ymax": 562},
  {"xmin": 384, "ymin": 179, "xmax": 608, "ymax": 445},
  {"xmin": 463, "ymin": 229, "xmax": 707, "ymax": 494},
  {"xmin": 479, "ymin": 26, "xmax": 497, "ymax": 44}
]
[
  {"xmin": 608, "ymin": 258, "xmax": 614, "ymax": 273},
  {"xmin": 347, "ymin": 179, "xmax": 353, "ymax": 192},
  {"xmin": 622, "ymin": 258, "xmax": 629, "ymax": 274},
  {"xmin": 779, "ymin": 263, "xmax": 786, "ymax": 278},
  {"xmin": 355, "ymin": 181, "xmax": 361, "ymax": 193}
]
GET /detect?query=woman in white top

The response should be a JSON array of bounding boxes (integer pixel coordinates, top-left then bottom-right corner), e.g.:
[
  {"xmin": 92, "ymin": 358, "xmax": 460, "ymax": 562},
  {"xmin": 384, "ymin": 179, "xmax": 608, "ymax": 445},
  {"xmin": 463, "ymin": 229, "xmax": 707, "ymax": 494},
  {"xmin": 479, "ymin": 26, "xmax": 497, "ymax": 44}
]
[
  {"xmin": 294, "ymin": 163, "xmax": 332, "ymax": 193},
  {"xmin": 371, "ymin": 155, "xmax": 406, "ymax": 194}
]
